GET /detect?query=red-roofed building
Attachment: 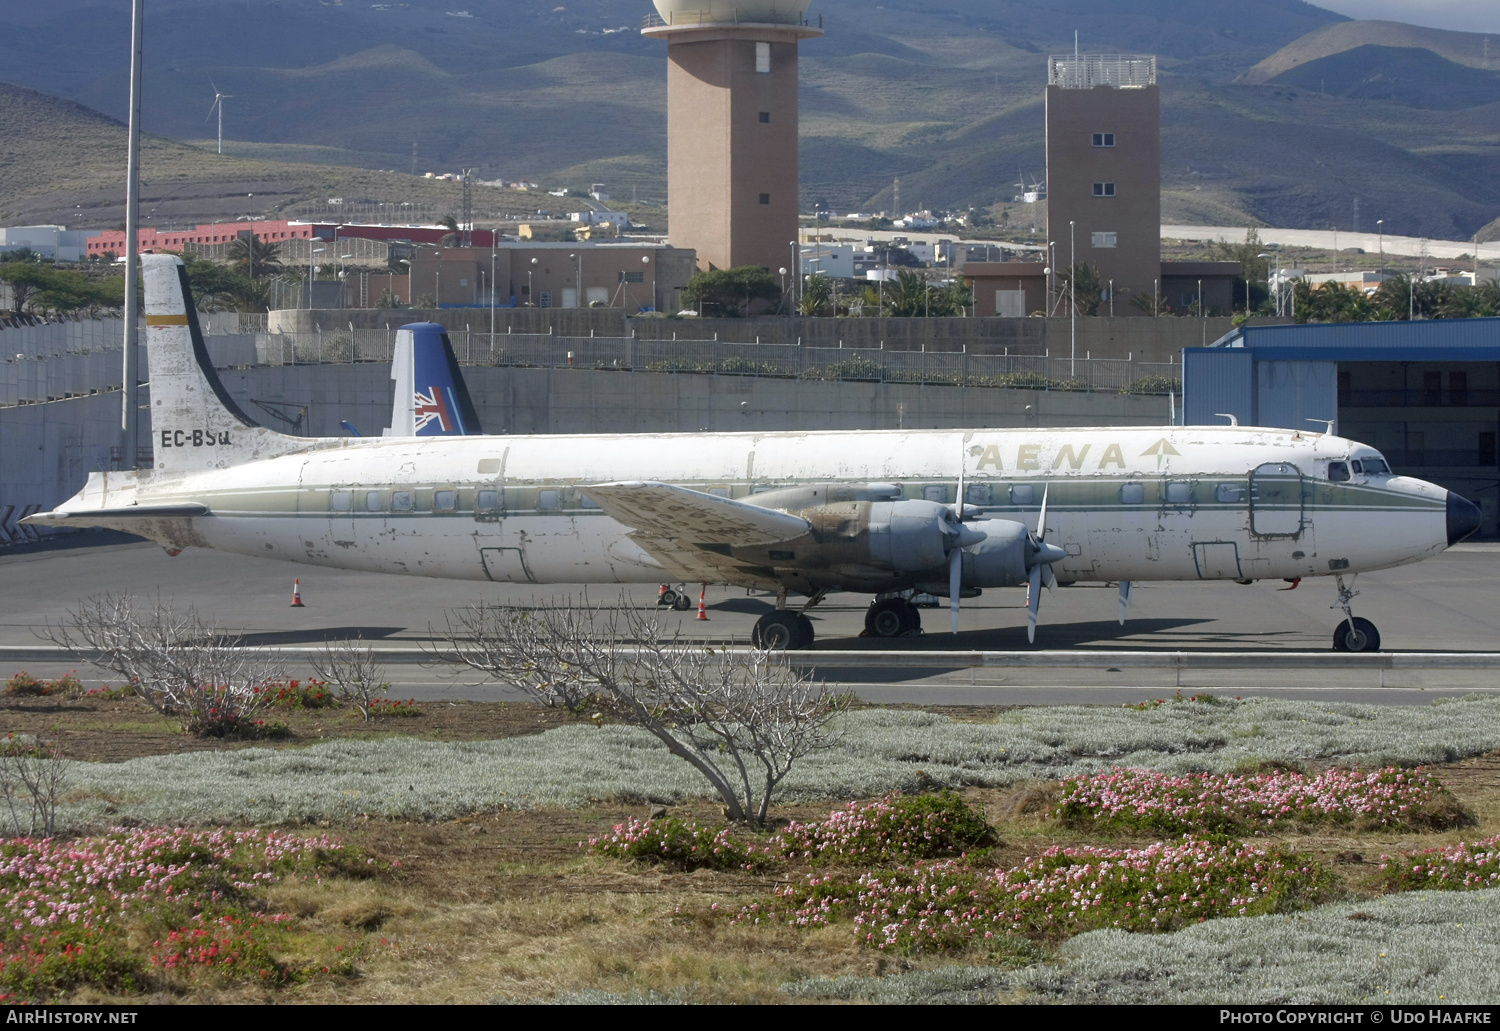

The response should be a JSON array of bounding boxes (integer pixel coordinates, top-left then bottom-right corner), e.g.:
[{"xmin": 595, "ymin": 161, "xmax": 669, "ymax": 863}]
[{"xmin": 86, "ymin": 219, "xmax": 497, "ymax": 257}]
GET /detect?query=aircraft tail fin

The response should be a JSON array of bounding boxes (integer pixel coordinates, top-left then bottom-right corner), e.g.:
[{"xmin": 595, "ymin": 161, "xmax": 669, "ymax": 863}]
[
  {"xmin": 142, "ymin": 253, "xmax": 308, "ymax": 473},
  {"xmin": 383, "ymin": 322, "xmax": 483, "ymax": 437}
]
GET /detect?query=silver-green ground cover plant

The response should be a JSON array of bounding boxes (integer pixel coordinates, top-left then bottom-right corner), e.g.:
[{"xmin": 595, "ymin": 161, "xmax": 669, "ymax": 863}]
[
  {"xmin": 782, "ymin": 887, "xmax": 1500, "ymax": 1005},
  {"xmin": 57, "ymin": 694, "xmax": 1500, "ymax": 829}
]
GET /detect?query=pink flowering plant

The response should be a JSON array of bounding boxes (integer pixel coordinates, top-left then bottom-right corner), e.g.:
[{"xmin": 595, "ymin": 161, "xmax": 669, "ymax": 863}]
[
  {"xmin": 260, "ymin": 678, "xmax": 340, "ymax": 711},
  {"xmin": 740, "ymin": 837, "xmax": 1336, "ymax": 956},
  {"xmin": 1378, "ymin": 833, "xmax": 1500, "ymax": 892},
  {"xmin": 773, "ymin": 792, "xmax": 996, "ymax": 865},
  {"xmin": 586, "ymin": 816, "xmax": 759, "ymax": 872},
  {"xmin": 1052, "ymin": 766, "xmax": 1464, "ymax": 835},
  {"xmin": 0, "ymin": 827, "xmax": 369, "ymax": 1000},
  {"xmin": 3, "ymin": 672, "xmax": 85, "ymax": 699}
]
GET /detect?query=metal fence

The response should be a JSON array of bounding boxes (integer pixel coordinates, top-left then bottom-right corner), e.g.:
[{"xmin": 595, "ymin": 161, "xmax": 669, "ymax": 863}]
[{"xmin": 252, "ymin": 327, "xmax": 1183, "ymax": 394}]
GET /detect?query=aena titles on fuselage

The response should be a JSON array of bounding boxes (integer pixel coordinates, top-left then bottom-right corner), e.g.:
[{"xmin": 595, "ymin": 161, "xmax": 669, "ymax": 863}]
[{"xmin": 26, "ymin": 254, "xmax": 1481, "ymax": 651}]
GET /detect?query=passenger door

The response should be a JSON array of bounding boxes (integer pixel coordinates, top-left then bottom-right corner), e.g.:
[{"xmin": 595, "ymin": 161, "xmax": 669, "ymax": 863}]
[{"xmin": 1249, "ymin": 462, "xmax": 1305, "ymax": 538}]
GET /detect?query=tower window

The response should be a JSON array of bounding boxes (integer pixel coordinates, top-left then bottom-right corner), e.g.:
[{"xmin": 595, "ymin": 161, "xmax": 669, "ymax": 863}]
[
  {"xmin": 1091, "ymin": 232, "xmax": 1117, "ymax": 248},
  {"xmin": 758, "ymin": 111, "xmax": 770, "ymax": 123},
  {"xmin": 759, "ymin": 193, "xmax": 771, "ymax": 205},
  {"xmin": 755, "ymin": 42, "xmax": 770, "ymax": 73},
  {"xmin": 1092, "ymin": 132, "xmax": 1115, "ymax": 147},
  {"xmin": 1093, "ymin": 182, "xmax": 1116, "ymax": 197}
]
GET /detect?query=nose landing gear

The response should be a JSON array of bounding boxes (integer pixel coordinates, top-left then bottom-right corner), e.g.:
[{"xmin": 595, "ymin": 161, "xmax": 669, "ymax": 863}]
[
  {"xmin": 1330, "ymin": 574, "xmax": 1381, "ymax": 652},
  {"xmin": 656, "ymin": 584, "xmax": 693, "ymax": 611}
]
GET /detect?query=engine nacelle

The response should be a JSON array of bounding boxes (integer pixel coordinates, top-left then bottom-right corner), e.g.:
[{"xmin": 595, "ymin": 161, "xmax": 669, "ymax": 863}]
[
  {"xmin": 866, "ymin": 499, "xmax": 951, "ymax": 571},
  {"xmin": 960, "ymin": 518, "xmax": 1030, "ymax": 588}
]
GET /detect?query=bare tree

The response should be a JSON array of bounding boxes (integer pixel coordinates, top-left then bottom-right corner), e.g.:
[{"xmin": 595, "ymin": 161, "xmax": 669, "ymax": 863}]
[
  {"xmin": 437, "ymin": 599, "xmax": 844, "ymax": 824},
  {"xmin": 0, "ymin": 735, "xmax": 67, "ymax": 837},
  {"xmin": 44, "ymin": 594, "xmax": 284, "ymax": 737},
  {"xmin": 312, "ymin": 637, "xmax": 388, "ymax": 721}
]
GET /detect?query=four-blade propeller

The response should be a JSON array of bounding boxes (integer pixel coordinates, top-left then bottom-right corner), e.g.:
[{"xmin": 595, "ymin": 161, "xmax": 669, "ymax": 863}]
[
  {"xmin": 945, "ymin": 460, "xmax": 986, "ymax": 634},
  {"xmin": 1024, "ymin": 484, "xmax": 1067, "ymax": 643}
]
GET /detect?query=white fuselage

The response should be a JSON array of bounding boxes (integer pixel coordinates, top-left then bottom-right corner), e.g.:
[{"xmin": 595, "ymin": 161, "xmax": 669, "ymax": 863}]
[{"xmin": 70, "ymin": 425, "xmax": 1451, "ymax": 591}]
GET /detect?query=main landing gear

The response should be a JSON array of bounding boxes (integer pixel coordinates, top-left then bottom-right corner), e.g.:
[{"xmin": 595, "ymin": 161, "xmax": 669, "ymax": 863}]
[
  {"xmin": 752, "ymin": 588, "xmax": 824, "ymax": 650},
  {"xmin": 862, "ymin": 596, "xmax": 923, "ymax": 639},
  {"xmin": 1331, "ymin": 574, "xmax": 1382, "ymax": 652}
]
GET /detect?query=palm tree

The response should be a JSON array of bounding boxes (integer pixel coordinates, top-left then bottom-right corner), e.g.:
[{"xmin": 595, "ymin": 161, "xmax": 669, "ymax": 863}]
[
  {"xmin": 226, "ymin": 234, "xmax": 283, "ymax": 279},
  {"xmin": 798, "ymin": 273, "xmax": 833, "ymax": 316}
]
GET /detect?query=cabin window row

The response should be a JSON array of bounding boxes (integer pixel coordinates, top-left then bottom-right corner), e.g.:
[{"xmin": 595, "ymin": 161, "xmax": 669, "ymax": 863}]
[{"xmin": 327, "ymin": 487, "xmax": 604, "ymax": 514}]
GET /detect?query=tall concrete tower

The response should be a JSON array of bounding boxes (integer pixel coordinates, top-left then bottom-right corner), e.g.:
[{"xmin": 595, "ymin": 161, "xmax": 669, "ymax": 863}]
[
  {"xmin": 1045, "ymin": 54, "xmax": 1159, "ymax": 314},
  {"xmin": 643, "ymin": 0, "xmax": 821, "ymax": 273}
]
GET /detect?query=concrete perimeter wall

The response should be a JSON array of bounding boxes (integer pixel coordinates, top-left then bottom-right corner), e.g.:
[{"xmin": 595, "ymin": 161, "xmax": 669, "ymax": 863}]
[{"xmin": 269, "ymin": 309, "xmax": 1247, "ymax": 364}]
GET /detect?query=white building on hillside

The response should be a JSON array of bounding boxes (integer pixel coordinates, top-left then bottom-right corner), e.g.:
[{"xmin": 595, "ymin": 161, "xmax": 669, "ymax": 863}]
[{"xmin": 0, "ymin": 225, "xmax": 98, "ymax": 262}]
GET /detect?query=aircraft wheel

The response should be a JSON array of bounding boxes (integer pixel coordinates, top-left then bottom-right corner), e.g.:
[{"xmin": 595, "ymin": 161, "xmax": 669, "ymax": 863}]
[
  {"xmin": 659, "ymin": 588, "xmax": 679, "ymax": 608},
  {"xmin": 865, "ymin": 598, "xmax": 917, "ymax": 638},
  {"xmin": 754, "ymin": 610, "xmax": 809, "ymax": 650},
  {"xmin": 672, "ymin": 592, "xmax": 693, "ymax": 611},
  {"xmin": 796, "ymin": 613, "xmax": 815, "ymax": 646},
  {"xmin": 1332, "ymin": 617, "xmax": 1381, "ymax": 652}
]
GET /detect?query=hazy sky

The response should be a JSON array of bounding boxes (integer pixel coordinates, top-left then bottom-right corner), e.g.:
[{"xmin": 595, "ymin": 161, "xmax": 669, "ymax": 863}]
[{"xmin": 1313, "ymin": 0, "xmax": 1500, "ymax": 33}]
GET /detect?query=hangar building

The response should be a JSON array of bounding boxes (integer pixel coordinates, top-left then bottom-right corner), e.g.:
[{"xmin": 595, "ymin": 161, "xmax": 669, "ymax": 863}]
[{"xmin": 1184, "ymin": 319, "xmax": 1500, "ymax": 537}]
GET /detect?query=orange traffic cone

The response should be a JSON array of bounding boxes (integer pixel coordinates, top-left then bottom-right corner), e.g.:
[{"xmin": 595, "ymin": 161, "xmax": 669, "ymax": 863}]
[
  {"xmin": 290, "ymin": 578, "xmax": 305, "ymax": 607},
  {"xmin": 696, "ymin": 583, "xmax": 709, "ymax": 621},
  {"xmin": 657, "ymin": 583, "xmax": 668, "ymax": 606}
]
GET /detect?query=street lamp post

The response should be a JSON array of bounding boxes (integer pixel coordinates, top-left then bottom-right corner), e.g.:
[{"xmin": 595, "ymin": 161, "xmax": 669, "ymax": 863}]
[
  {"xmin": 1047, "ymin": 241, "xmax": 1055, "ymax": 314},
  {"xmin": 778, "ymin": 267, "xmax": 788, "ymax": 314},
  {"xmin": 1377, "ymin": 219, "xmax": 1385, "ymax": 273},
  {"xmin": 528, "ymin": 257, "xmax": 537, "ymax": 307},
  {"xmin": 569, "ymin": 252, "xmax": 581, "ymax": 307},
  {"xmin": 643, "ymin": 254, "xmax": 653, "ymax": 312},
  {"xmin": 789, "ymin": 239, "xmax": 799, "ymax": 312},
  {"xmin": 1068, "ymin": 220, "xmax": 1075, "ymax": 376},
  {"xmin": 398, "ymin": 258, "xmax": 410, "ymax": 306},
  {"xmin": 308, "ymin": 247, "xmax": 325, "ymax": 309}
]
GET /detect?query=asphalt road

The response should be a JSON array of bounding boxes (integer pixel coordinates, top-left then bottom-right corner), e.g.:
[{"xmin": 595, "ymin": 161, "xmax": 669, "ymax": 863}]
[{"xmin": 3, "ymin": 532, "xmax": 1497, "ymax": 706}]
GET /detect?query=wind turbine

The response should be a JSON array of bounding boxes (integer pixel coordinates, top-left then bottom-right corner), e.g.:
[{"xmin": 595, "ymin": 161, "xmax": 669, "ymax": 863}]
[{"xmin": 206, "ymin": 80, "xmax": 233, "ymax": 155}]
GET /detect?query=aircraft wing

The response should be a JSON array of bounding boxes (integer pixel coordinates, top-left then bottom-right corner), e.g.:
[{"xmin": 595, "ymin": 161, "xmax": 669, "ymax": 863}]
[{"xmin": 584, "ymin": 481, "xmax": 810, "ymax": 585}]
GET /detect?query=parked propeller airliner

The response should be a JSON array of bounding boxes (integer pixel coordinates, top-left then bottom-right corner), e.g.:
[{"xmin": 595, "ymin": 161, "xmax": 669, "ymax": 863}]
[{"xmin": 26, "ymin": 255, "xmax": 1482, "ymax": 650}]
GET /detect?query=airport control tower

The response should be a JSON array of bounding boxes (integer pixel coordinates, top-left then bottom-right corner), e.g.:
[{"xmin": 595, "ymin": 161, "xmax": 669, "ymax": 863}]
[
  {"xmin": 643, "ymin": 0, "xmax": 822, "ymax": 274},
  {"xmin": 1045, "ymin": 54, "xmax": 1160, "ymax": 313}
]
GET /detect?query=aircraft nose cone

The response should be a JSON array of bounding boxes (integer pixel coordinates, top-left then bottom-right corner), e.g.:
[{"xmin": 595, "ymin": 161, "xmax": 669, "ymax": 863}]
[{"xmin": 1447, "ymin": 491, "xmax": 1481, "ymax": 546}]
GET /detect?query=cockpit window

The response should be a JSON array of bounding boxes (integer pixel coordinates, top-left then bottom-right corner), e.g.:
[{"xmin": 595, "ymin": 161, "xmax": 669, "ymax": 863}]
[
  {"xmin": 1354, "ymin": 457, "xmax": 1391, "ymax": 476},
  {"xmin": 1327, "ymin": 461, "xmax": 1349, "ymax": 482}
]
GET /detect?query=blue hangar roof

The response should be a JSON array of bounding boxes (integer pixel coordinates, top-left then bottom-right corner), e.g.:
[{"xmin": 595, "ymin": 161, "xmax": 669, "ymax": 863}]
[{"xmin": 1200, "ymin": 317, "xmax": 1500, "ymax": 362}]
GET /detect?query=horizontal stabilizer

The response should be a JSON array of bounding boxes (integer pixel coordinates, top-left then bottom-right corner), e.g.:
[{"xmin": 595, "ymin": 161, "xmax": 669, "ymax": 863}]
[
  {"xmin": 584, "ymin": 481, "xmax": 809, "ymax": 545},
  {"xmin": 23, "ymin": 503, "xmax": 209, "ymax": 526}
]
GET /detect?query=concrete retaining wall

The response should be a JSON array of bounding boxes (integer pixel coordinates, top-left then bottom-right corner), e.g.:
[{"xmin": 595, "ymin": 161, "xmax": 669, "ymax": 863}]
[{"xmin": 0, "ymin": 363, "xmax": 1165, "ymax": 542}]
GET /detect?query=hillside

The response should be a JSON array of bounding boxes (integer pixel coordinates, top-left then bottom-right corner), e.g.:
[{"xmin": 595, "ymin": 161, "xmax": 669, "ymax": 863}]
[
  {"xmin": 1266, "ymin": 44, "xmax": 1500, "ymax": 109},
  {"xmin": 2, "ymin": 1, "xmax": 1498, "ymax": 240},
  {"xmin": 1245, "ymin": 19, "xmax": 1500, "ymax": 82},
  {"xmin": 0, "ymin": 79, "xmax": 621, "ymax": 231}
]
